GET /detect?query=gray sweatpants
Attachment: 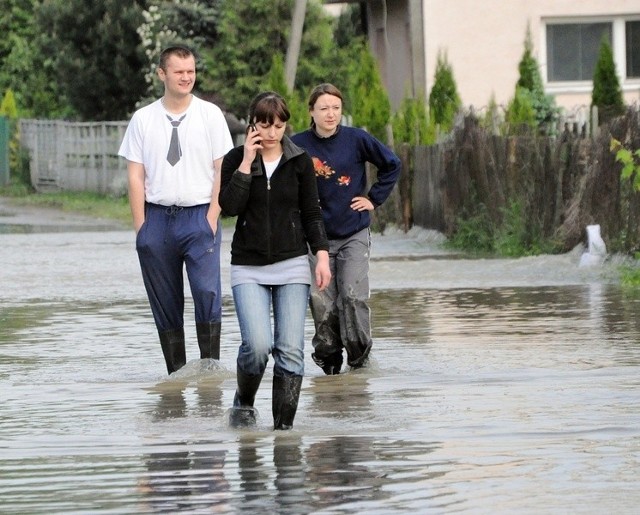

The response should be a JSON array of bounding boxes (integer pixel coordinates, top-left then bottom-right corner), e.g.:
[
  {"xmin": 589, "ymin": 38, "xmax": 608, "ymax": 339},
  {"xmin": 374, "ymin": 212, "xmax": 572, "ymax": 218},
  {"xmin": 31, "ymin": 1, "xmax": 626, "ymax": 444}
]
[{"xmin": 308, "ymin": 228, "xmax": 372, "ymax": 367}]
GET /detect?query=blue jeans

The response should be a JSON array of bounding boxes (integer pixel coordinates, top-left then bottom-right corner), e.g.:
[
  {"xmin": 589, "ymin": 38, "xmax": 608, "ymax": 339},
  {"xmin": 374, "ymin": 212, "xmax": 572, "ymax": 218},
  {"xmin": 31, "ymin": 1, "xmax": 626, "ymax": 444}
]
[{"xmin": 232, "ymin": 283, "xmax": 309, "ymax": 377}]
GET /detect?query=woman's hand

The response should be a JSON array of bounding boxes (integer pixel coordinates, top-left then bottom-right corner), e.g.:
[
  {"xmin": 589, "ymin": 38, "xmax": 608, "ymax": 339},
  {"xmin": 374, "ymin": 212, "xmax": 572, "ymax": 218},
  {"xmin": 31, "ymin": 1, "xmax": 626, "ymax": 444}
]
[
  {"xmin": 238, "ymin": 126, "xmax": 263, "ymax": 173},
  {"xmin": 350, "ymin": 196, "xmax": 374, "ymax": 212},
  {"xmin": 314, "ymin": 250, "xmax": 331, "ymax": 291}
]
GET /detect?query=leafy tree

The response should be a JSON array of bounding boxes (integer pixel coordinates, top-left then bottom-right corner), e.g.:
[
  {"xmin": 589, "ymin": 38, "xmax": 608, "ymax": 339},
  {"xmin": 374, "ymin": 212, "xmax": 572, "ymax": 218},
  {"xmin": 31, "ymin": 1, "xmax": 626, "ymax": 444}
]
[
  {"xmin": 136, "ymin": 1, "xmax": 222, "ymax": 104},
  {"xmin": 592, "ymin": 36, "xmax": 625, "ymax": 125},
  {"xmin": 333, "ymin": 2, "xmax": 365, "ymax": 47},
  {"xmin": 0, "ymin": 0, "xmax": 70, "ymax": 117},
  {"xmin": 348, "ymin": 43, "xmax": 391, "ymax": 142},
  {"xmin": 262, "ymin": 53, "xmax": 308, "ymax": 133},
  {"xmin": 36, "ymin": 0, "xmax": 147, "ymax": 121},
  {"xmin": 200, "ymin": 0, "xmax": 349, "ymax": 119},
  {"xmin": 428, "ymin": 50, "xmax": 461, "ymax": 131},
  {"xmin": 515, "ymin": 24, "xmax": 558, "ymax": 133}
]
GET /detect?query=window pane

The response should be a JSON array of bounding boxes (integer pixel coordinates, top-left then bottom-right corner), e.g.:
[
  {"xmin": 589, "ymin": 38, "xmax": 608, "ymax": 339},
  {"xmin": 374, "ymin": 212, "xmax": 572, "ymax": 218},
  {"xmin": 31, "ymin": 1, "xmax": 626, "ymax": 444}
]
[
  {"xmin": 547, "ymin": 23, "xmax": 611, "ymax": 81},
  {"xmin": 627, "ymin": 21, "xmax": 640, "ymax": 78},
  {"xmin": 582, "ymin": 24, "xmax": 611, "ymax": 79}
]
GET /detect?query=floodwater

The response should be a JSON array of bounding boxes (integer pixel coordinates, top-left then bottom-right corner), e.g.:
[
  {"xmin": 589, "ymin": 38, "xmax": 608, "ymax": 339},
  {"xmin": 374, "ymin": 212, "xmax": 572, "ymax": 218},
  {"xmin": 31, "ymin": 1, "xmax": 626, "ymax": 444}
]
[{"xmin": 1, "ymin": 201, "xmax": 639, "ymax": 514}]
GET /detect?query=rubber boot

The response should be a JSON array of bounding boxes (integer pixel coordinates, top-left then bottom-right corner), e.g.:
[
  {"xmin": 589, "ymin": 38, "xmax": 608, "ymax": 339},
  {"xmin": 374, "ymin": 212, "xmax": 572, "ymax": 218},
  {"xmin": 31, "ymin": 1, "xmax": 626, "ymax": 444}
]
[
  {"xmin": 196, "ymin": 321, "xmax": 221, "ymax": 360},
  {"xmin": 347, "ymin": 342, "xmax": 372, "ymax": 369},
  {"xmin": 311, "ymin": 350, "xmax": 343, "ymax": 375},
  {"xmin": 229, "ymin": 368, "xmax": 264, "ymax": 428},
  {"xmin": 159, "ymin": 328, "xmax": 187, "ymax": 375},
  {"xmin": 272, "ymin": 374, "xmax": 303, "ymax": 430}
]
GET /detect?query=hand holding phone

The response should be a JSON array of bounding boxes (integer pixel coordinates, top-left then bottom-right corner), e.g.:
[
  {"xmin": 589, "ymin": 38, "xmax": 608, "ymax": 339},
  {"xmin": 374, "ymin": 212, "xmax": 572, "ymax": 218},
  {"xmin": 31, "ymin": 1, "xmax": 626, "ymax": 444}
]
[{"xmin": 249, "ymin": 124, "xmax": 262, "ymax": 147}]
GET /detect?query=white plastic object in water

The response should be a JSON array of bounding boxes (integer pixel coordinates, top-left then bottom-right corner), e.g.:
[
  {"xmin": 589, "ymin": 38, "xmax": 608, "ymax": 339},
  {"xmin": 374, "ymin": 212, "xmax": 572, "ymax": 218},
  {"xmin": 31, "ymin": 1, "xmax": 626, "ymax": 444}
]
[{"xmin": 579, "ymin": 224, "xmax": 607, "ymax": 267}]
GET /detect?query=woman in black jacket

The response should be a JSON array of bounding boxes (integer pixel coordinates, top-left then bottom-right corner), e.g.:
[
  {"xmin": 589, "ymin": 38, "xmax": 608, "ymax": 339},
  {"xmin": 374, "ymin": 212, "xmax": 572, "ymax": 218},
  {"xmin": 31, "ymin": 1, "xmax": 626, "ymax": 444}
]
[{"xmin": 219, "ymin": 92, "xmax": 330, "ymax": 430}]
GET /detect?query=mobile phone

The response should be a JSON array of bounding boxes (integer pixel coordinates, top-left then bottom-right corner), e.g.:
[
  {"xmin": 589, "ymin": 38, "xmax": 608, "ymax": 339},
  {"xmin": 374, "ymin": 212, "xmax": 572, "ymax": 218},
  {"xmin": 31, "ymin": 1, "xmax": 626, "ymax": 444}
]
[{"xmin": 250, "ymin": 124, "xmax": 262, "ymax": 145}]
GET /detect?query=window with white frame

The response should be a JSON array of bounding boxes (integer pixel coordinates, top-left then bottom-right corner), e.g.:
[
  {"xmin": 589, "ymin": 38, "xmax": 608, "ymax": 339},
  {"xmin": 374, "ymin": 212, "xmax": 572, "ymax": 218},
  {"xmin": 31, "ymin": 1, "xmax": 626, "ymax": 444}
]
[{"xmin": 546, "ymin": 22, "xmax": 612, "ymax": 82}]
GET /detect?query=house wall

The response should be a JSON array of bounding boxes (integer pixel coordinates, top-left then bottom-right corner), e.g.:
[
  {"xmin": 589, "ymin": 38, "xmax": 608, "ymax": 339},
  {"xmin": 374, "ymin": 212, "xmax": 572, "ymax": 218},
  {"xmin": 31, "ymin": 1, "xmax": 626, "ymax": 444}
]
[{"xmin": 421, "ymin": 0, "xmax": 640, "ymax": 112}]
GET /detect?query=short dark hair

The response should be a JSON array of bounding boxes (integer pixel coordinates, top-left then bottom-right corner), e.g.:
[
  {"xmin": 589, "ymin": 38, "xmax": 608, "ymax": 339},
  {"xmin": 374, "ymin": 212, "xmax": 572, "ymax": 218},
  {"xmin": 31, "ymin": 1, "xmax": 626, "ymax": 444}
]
[
  {"xmin": 248, "ymin": 92, "xmax": 291, "ymax": 125},
  {"xmin": 158, "ymin": 46, "xmax": 195, "ymax": 71}
]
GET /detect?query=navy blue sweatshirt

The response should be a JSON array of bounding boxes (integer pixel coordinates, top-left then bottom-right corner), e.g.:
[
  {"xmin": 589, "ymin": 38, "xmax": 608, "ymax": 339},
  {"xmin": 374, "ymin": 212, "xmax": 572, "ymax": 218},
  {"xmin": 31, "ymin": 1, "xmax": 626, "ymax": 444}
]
[{"xmin": 291, "ymin": 126, "xmax": 401, "ymax": 239}]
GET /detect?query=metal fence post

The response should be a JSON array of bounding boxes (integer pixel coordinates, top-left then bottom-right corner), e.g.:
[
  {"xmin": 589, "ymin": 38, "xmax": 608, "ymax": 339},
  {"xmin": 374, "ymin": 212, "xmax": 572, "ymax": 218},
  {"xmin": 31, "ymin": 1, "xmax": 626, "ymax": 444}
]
[{"xmin": 0, "ymin": 116, "xmax": 9, "ymax": 186}]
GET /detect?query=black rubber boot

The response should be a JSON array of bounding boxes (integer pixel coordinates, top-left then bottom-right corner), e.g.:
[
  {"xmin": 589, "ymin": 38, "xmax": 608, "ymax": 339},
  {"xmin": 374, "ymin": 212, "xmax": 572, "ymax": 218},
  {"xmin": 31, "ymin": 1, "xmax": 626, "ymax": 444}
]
[
  {"xmin": 159, "ymin": 328, "xmax": 187, "ymax": 375},
  {"xmin": 347, "ymin": 342, "xmax": 372, "ymax": 369},
  {"xmin": 196, "ymin": 321, "xmax": 221, "ymax": 360},
  {"xmin": 272, "ymin": 374, "xmax": 303, "ymax": 430},
  {"xmin": 311, "ymin": 351, "xmax": 343, "ymax": 375},
  {"xmin": 229, "ymin": 369, "xmax": 264, "ymax": 428}
]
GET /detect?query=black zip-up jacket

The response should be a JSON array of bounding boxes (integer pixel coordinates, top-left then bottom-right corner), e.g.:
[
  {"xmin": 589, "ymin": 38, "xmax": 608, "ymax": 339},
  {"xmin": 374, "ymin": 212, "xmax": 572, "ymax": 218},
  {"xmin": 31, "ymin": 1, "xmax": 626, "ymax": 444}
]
[{"xmin": 219, "ymin": 135, "xmax": 329, "ymax": 266}]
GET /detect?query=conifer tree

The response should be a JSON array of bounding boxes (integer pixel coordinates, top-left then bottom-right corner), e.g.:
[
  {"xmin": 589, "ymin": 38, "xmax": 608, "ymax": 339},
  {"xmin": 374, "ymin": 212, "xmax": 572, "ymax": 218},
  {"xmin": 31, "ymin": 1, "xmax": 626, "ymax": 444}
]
[
  {"xmin": 348, "ymin": 43, "xmax": 391, "ymax": 142},
  {"xmin": 392, "ymin": 91, "xmax": 434, "ymax": 145},
  {"xmin": 591, "ymin": 36, "xmax": 625, "ymax": 125},
  {"xmin": 515, "ymin": 24, "xmax": 558, "ymax": 133},
  {"xmin": 428, "ymin": 50, "xmax": 461, "ymax": 132}
]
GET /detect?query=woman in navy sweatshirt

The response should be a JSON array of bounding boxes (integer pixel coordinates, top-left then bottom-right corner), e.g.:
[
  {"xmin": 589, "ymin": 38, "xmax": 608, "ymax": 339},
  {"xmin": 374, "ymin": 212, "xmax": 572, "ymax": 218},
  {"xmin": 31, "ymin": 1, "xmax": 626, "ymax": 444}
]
[{"xmin": 291, "ymin": 83, "xmax": 401, "ymax": 375}]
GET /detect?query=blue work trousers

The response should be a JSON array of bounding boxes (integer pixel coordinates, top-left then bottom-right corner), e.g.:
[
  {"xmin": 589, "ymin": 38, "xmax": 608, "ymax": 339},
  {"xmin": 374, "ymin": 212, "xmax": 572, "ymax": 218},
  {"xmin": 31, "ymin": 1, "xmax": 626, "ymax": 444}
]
[{"xmin": 136, "ymin": 203, "xmax": 222, "ymax": 332}]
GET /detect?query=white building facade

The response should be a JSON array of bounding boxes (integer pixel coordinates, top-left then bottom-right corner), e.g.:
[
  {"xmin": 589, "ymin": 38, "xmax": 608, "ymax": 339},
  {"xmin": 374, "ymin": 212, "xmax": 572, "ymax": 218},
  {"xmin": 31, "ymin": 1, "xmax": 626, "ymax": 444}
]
[{"xmin": 327, "ymin": 0, "xmax": 640, "ymax": 113}]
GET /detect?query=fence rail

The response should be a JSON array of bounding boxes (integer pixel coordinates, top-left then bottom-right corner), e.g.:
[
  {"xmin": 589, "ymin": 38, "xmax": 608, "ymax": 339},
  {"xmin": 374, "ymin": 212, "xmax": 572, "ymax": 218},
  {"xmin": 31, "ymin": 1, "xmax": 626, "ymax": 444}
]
[{"xmin": 19, "ymin": 120, "xmax": 129, "ymax": 195}]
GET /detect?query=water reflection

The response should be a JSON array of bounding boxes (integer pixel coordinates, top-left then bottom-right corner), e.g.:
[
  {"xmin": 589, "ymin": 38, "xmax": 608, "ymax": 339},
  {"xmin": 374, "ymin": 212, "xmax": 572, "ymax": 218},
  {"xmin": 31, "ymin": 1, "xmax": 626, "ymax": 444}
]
[{"xmin": 140, "ymin": 442, "xmax": 229, "ymax": 513}]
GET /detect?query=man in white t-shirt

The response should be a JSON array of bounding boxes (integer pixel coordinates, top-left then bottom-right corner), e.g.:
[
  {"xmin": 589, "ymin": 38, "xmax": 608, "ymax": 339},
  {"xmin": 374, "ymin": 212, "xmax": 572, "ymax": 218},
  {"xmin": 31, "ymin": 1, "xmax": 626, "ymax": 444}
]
[{"xmin": 118, "ymin": 46, "xmax": 233, "ymax": 375}]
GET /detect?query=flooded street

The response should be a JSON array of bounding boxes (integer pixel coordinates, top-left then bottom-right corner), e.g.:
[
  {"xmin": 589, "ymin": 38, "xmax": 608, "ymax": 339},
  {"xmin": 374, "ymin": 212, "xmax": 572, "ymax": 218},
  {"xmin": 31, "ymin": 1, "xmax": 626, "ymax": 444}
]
[{"xmin": 1, "ymin": 201, "xmax": 639, "ymax": 514}]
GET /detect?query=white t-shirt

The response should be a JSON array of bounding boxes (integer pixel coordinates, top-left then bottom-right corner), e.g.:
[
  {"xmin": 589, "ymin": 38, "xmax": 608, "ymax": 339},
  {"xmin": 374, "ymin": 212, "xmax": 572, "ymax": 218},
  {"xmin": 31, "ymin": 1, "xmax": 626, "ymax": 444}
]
[{"xmin": 118, "ymin": 95, "xmax": 233, "ymax": 206}]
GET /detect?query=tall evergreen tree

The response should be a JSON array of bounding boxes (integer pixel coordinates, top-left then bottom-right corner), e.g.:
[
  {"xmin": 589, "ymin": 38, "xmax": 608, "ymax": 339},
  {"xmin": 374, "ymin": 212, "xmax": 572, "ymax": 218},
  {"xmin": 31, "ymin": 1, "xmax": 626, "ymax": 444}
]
[
  {"xmin": 348, "ymin": 43, "xmax": 391, "ymax": 142},
  {"xmin": 591, "ymin": 36, "xmax": 625, "ymax": 125},
  {"xmin": 428, "ymin": 50, "xmax": 461, "ymax": 131},
  {"xmin": 515, "ymin": 24, "xmax": 558, "ymax": 133},
  {"xmin": 392, "ymin": 90, "xmax": 434, "ymax": 146}
]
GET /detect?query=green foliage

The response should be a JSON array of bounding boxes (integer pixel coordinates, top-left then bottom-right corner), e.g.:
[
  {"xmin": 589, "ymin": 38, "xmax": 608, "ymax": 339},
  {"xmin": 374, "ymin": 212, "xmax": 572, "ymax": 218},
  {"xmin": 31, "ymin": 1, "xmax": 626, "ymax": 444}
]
[
  {"xmin": 347, "ymin": 43, "xmax": 392, "ymax": 141},
  {"xmin": 200, "ymin": 0, "xmax": 342, "ymax": 119},
  {"xmin": 0, "ymin": 88, "xmax": 30, "ymax": 187},
  {"xmin": 0, "ymin": 0, "xmax": 71, "ymax": 118},
  {"xmin": 428, "ymin": 50, "xmax": 461, "ymax": 131},
  {"xmin": 1, "ymin": 0, "xmax": 366, "ymax": 121},
  {"xmin": 592, "ymin": 36, "xmax": 625, "ymax": 124},
  {"xmin": 446, "ymin": 202, "xmax": 495, "ymax": 254},
  {"xmin": 515, "ymin": 25, "xmax": 559, "ymax": 133},
  {"xmin": 262, "ymin": 53, "xmax": 308, "ymax": 133},
  {"xmin": 391, "ymin": 92, "xmax": 435, "ymax": 145},
  {"xmin": 505, "ymin": 86, "xmax": 537, "ymax": 133},
  {"xmin": 619, "ymin": 256, "xmax": 640, "ymax": 288},
  {"xmin": 0, "ymin": 89, "xmax": 17, "ymax": 118},
  {"xmin": 36, "ymin": 0, "xmax": 147, "ymax": 120},
  {"xmin": 611, "ymin": 138, "xmax": 640, "ymax": 192},
  {"xmin": 480, "ymin": 93, "xmax": 503, "ymax": 134},
  {"xmin": 136, "ymin": 1, "xmax": 222, "ymax": 104},
  {"xmin": 334, "ymin": 2, "xmax": 365, "ymax": 44},
  {"xmin": 447, "ymin": 197, "xmax": 558, "ymax": 257}
]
